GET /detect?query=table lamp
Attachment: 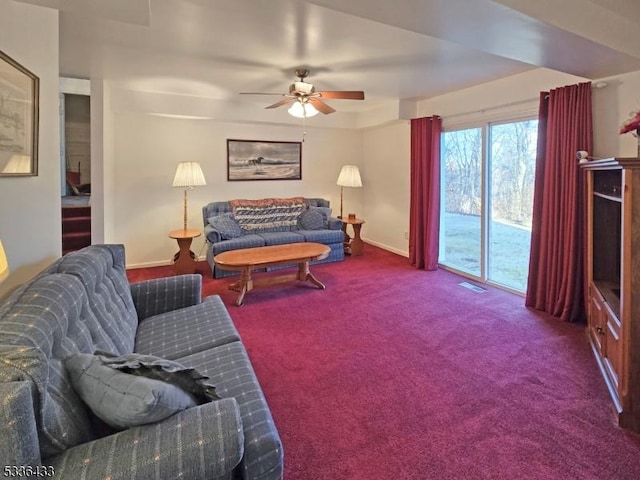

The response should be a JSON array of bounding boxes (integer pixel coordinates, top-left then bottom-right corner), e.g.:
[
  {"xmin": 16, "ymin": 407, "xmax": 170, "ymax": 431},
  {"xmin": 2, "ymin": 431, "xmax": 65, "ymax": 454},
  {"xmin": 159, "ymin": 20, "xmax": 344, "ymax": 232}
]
[
  {"xmin": 336, "ymin": 165, "xmax": 362, "ymax": 219},
  {"xmin": 172, "ymin": 162, "xmax": 207, "ymax": 230},
  {"xmin": 0, "ymin": 239, "xmax": 9, "ymax": 283}
]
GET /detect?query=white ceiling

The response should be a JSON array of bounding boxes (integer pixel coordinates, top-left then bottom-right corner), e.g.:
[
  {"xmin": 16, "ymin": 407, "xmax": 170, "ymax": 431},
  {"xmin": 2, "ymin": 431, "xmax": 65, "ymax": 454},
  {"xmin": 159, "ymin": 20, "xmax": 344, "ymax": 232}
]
[{"xmin": 15, "ymin": 0, "xmax": 640, "ymax": 114}]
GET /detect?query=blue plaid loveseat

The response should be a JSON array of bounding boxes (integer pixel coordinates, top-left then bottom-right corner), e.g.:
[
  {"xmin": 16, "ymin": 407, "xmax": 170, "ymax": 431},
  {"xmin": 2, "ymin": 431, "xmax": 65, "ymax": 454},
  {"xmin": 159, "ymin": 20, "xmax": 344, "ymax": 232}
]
[
  {"xmin": 0, "ymin": 244, "xmax": 283, "ymax": 480},
  {"xmin": 202, "ymin": 197, "xmax": 344, "ymax": 278}
]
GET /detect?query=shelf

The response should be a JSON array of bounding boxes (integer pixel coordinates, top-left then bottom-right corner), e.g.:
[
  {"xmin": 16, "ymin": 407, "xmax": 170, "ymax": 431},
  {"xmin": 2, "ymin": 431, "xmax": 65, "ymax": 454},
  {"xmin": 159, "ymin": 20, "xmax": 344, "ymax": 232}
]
[{"xmin": 594, "ymin": 191, "xmax": 622, "ymax": 202}]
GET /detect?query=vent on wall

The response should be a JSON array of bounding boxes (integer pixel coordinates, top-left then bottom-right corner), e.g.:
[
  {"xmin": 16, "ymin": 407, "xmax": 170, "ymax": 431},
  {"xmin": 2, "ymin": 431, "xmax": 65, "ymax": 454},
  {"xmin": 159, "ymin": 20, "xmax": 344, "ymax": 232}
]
[{"xmin": 459, "ymin": 281, "xmax": 487, "ymax": 293}]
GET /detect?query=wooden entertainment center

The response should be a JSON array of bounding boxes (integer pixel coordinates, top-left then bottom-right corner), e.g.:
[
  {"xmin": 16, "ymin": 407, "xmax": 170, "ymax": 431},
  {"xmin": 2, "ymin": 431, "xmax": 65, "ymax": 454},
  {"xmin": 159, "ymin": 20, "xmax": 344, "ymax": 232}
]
[{"xmin": 582, "ymin": 158, "xmax": 640, "ymax": 432}]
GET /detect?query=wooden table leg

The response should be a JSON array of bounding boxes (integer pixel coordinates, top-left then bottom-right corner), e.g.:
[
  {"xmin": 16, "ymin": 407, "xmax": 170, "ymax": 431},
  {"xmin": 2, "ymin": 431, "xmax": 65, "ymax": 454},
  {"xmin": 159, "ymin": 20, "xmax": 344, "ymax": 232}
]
[
  {"xmin": 297, "ymin": 261, "xmax": 326, "ymax": 289},
  {"xmin": 350, "ymin": 223, "xmax": 364, "ymax": 256},
  {"xmin": 228, "ymin": 267, "xmax": 253, "ymax": 306},
  {"xmin": 173, "ymin": 237, "xmax": 196, "ymax": 274}
]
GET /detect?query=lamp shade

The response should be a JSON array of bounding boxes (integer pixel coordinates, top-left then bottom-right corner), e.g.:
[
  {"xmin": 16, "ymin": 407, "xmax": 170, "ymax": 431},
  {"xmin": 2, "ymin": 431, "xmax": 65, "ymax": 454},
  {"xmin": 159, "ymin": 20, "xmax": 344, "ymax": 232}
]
[
  {"xmin": 336, "ymin": 165, "xmax": 362, "ymax": 188},
  {"xmin": 172, "ymin": 162, "xmax": 206, "ymax": 187},
  {"xmin": 288, "ymin": 101, "xmax": 319, "ymax": 118},
  {"xmin": 0, "ymin": 239, "xmax": 9, "ymax": 283}
]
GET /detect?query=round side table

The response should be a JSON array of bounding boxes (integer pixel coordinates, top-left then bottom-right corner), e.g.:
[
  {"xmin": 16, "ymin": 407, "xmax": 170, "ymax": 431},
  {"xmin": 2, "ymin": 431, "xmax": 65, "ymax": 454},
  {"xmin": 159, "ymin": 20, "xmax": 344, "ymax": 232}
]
[
  {"xmin": 340, "ymin": 217, "xmax": 365, "ymax": 256},
  {"xmin": 169, "ymin": 228, "xmax": 201, "ymax": 274}
]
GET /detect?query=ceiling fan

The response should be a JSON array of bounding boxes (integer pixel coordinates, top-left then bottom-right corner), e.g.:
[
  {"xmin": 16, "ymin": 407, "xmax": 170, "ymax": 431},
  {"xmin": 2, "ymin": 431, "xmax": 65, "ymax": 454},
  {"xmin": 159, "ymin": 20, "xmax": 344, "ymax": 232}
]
[{"xmin": 240, "ymin": 68, "xmax": 365, "ymax": 116}]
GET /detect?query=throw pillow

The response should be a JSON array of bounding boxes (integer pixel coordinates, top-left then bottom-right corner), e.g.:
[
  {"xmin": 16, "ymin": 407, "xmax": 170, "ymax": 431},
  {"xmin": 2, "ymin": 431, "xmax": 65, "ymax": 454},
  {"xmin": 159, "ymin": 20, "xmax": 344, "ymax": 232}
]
[
  {"xmin": 208, "ymin": 213, "xmax": 242, "ymax": 239},
  {"xmin": 310, "ymin": 206, "xmax": 332, "ymax": 228},
  {"xmin": 298, "ymin": 209, "xmax": 325, "ymax": 230},
  {"xmin": 65, "ymin": 352, "xmax": 220, "ymax": 430}
]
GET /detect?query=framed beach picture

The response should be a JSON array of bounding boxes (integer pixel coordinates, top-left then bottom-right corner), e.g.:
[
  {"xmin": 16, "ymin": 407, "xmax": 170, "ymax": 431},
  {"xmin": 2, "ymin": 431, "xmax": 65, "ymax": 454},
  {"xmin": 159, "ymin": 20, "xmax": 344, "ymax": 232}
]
[
  {"xmin": 227, "ymin": 139, "xmax": 301, "ymax": 181},
  {"xmin": 0, "ymin": 50, "xmax": 39, "ymax": 177}
]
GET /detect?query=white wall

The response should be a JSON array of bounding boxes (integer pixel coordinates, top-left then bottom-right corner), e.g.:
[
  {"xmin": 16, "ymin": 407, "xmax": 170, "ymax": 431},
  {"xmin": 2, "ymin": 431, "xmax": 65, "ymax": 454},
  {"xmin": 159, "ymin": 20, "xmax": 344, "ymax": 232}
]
[
  {"xmin": 593, "ymin": 70, "xmax": 640, "ymax": 158},
  {"xmin": 361, "ymin": 121, "xmax": 411, "ymax": 255},
  {"xmin": 0, "ymin": 0, "xmax": 59, "ymax": 299},
  {"xmin": 109, "ymin": 109, "xmax": 362, "ymax": 267}
]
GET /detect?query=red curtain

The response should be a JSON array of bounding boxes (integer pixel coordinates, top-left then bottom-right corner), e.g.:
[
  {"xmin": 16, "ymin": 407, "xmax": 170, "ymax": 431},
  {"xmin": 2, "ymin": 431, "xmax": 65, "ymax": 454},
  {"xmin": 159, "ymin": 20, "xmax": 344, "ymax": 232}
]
[
  {"xmin": 526, "ymin": 82, "xmax": 592, "ymax": 322},
  {"xmin": 409, "ymin": 116, "xmax": 442, "ymax": 270}
]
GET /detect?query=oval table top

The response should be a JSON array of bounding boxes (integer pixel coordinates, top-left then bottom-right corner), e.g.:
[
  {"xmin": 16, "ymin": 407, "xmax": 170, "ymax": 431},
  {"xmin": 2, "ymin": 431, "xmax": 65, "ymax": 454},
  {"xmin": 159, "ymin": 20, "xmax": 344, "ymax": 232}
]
[{"xmin": 214, "ymin": 242, "xmax": 330, "ymax": 269}]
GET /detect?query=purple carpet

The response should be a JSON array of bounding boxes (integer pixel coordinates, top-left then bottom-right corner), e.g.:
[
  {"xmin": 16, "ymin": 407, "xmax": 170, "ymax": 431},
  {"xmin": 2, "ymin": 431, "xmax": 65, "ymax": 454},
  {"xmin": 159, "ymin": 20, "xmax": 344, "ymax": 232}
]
[{"xmin": 128, "ymin": 245, "xmax": 640, "ymax": 479}]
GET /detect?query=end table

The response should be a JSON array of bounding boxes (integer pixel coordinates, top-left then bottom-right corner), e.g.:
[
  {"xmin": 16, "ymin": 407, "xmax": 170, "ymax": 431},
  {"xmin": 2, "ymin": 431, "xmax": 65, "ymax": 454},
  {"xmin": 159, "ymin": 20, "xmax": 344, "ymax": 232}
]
[
  {"xmin": 341, "ymin": 217, "xmax": 365, "ymax": 256},
  {"xmin": 169, "ymin": 228, "xmax": 201, "ymax": 274}
]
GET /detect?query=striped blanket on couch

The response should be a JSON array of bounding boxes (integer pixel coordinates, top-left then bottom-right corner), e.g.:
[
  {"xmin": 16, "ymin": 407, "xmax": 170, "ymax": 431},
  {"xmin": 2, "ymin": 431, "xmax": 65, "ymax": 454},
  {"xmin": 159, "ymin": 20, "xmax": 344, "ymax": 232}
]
[{"xmin": 229, "ymin": 197, "xmax": 307, "ymax": 233}]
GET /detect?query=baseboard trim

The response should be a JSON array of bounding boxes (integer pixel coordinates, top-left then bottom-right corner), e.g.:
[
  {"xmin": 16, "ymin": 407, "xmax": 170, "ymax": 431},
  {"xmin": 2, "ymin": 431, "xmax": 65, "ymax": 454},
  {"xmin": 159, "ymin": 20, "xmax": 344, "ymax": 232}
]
[
  {"xmin": 362, "ymin": 238, "xmax": 408, "ymax": 258},
  {"xmin": 126, "ymin": 256, "xmax": 207, "ymax": 270}
]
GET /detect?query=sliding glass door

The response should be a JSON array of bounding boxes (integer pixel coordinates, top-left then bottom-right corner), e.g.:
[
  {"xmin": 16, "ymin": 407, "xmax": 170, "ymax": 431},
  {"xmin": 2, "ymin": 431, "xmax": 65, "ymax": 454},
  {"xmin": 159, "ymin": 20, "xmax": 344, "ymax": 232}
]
[
  {"xmin": 440, "ymin": 128, "xmax": 482, "ymax": 276},
  {"xmin": 440, "ymin": 119, "xmax": 537, "ymax": 292},
  {"xmin": 487, "ymin": 120, "xmax": 537, "ymax": 291}
]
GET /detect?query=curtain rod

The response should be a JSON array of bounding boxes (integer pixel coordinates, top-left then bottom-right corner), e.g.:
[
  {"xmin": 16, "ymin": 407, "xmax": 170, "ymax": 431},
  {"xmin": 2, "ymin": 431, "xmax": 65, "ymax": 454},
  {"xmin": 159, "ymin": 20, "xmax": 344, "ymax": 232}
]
[
  {"xmin": 443, "ymin": 96, "xmax": 540, "ymax": 121},
  {"xmin": 442, "ymin": 81, "xmax": 605, "ymax": 121}
]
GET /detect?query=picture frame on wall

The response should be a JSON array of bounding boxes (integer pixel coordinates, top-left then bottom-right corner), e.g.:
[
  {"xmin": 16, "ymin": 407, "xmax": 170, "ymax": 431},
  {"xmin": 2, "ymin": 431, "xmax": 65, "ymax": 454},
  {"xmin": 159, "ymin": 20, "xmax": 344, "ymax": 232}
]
[
  {"xmin": 0, "ymin": 50, "xmax": 39, "ymax": 177},
  {"xmin": 227, "ymin": 139, "xmax": 302, "ymax": 181}
]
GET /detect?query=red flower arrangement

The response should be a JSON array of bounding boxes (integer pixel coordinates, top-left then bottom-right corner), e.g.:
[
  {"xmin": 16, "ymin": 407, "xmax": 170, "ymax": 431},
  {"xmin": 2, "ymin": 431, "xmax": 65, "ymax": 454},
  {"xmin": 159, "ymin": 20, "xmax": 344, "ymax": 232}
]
[{"xmin": 619, "ymin": 110, "xmax": 640, "ymax": 135}]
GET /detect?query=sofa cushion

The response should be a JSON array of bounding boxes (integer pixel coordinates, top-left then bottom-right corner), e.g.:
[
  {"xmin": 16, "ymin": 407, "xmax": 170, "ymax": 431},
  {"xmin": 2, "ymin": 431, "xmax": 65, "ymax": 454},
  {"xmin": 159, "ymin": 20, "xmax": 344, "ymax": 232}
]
[
  {"xmin": 257, "ymin": 231, "xmax": 305, "ymax": 246},
  {"xmin": 65, "ymin": 353, "xmax": 203, "ymax": 430},
  {"xmin": 45, "ymin": 399, "xmax": 245, "ymax": 480},
  {"xmin": 211, "ymin": 234, "xmax": 266, "ymax": 256},
  {"xmin": 230, "ymin": 197, "xmax": 307, "ymax": 233},
  {"xmin": 297, "ymin": 228, "xmax": 345, "ymax": 244},
  {"xmin": 208, "ymin": 213, "xmax": 242, "ymax": 240},
  {"xmin": 51, "ymin": 245, "xmax": 138, "ymax": 355},
  {"xmin": 298, "ymin": 209, "xmax": 325, "ymax": 230},
  {"xmin": 177, "ymin": 342, "xmax": 283, "ymax": 480},
  {"xmin": 135, "ymin": 295, "xmax": 241, "ymax": 360}
]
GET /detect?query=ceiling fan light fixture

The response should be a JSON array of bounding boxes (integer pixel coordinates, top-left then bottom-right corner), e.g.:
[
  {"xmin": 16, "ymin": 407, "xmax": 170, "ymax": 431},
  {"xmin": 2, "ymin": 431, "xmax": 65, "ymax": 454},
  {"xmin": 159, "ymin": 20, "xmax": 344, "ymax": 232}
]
[{"xmin": 288, "ymin": 101, "xmax": 319, "ymax": 118}]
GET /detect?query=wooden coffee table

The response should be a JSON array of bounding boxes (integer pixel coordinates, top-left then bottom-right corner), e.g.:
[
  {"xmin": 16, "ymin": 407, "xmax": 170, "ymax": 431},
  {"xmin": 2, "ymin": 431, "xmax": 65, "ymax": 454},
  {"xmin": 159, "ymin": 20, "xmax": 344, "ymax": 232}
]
[{"xmin": 213, "ymin": 242, "xmax": 330, "ymax": 306}]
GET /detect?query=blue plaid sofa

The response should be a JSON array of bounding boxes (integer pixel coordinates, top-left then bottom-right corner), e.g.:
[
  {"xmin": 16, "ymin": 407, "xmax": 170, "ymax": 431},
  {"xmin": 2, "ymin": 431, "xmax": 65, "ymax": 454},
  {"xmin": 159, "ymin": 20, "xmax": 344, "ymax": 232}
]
[
  {"xmin": 0, "ymin": 244, "xmax": 283, "ymax": 480},
  {"xmin": 202, "ymin": 197, "xmax": 344, "ymax": 278}
]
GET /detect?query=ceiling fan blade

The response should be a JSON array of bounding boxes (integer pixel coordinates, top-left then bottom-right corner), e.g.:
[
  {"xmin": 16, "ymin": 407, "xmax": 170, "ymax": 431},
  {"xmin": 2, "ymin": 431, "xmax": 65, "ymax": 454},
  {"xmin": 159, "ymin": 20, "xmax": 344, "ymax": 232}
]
[
  {"xmin": 240, "ymin": 92, "xmax": 287, "ymax": 96},
  {"xmin": 265, "ymin": 98, "xmax": 295, "ymax": 109},
  {"xmin": 317, "ymin": 91, "xmax": 365, "ymax": 100},
  {"xmin": 309, "ymin": 98, "xmax": 336, "ymax": 114}
]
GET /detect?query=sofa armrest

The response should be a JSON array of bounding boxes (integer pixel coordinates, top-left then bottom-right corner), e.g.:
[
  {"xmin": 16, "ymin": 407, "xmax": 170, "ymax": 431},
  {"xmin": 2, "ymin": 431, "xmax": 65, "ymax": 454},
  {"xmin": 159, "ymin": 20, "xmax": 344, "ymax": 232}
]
[
  {"xmin": 204, "ymin": 224, "xmax": 222, "ymax": 244},
  {"xmin": 328, "ymin": 217, "xmax": 343, "ymax": 230},
  {"xmin": 0, "ymin": 381, "xmax": 41, "ymax": 469},
  {"xmin": 46, "ymin": 398, "xmax": 244, "ymax": 480},
  {"xmin": 130, "ymin": 275, "xmax": 202, "ymax": 321}
]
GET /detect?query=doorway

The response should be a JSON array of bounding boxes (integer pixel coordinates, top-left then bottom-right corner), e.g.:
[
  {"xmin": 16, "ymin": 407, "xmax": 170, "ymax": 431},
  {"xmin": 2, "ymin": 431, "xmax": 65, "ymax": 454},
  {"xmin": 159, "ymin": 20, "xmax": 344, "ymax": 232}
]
[{"xmin": 60, "ymin": 80, "xmax": 91, "ymax": 254}]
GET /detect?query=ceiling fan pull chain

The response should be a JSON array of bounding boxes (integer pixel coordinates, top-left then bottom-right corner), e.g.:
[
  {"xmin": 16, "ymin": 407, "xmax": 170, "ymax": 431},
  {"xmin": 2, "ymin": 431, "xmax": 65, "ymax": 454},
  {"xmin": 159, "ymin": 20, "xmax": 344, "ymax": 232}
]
[{"xmin": 302, "ymin": 115, "xmax": 307, "ymax": 142}]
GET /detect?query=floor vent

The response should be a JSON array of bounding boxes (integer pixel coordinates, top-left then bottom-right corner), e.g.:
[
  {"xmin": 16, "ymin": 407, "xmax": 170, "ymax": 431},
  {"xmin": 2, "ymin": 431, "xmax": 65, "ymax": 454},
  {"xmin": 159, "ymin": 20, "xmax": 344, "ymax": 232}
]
[{"xmin": 459, "ymin": 281, "xmax": 487, "ymax": 293}]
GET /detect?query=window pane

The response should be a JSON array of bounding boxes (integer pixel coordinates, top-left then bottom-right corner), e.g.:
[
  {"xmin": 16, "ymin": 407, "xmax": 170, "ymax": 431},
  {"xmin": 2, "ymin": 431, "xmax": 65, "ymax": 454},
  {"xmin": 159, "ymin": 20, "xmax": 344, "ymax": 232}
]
[
  {"xmin": 440, "ymin": 128, "xmax": 482, "ymax": 276},
  {"xmin": 488, "ymin": 120, "xmax": 537, "ymax": 291}
]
